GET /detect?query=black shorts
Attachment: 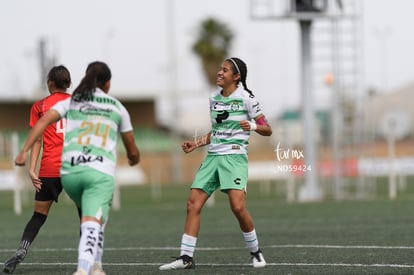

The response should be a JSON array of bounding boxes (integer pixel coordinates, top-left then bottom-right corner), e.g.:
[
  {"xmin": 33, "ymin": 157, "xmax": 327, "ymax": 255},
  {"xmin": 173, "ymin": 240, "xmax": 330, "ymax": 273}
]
[{"xmin": 34, "ymin": 177, "xmax": 63, "ymax": 203}]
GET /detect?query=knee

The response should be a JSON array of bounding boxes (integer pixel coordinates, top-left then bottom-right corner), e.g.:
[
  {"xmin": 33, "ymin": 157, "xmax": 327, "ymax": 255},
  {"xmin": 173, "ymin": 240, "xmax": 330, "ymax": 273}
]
[
  {"xmin": 231, "ymin": 204, "xmax": 247, "ymax": 218},
  {"xmin": 186, "ymin": 198, "xmax": 202, "ymax": 214}
]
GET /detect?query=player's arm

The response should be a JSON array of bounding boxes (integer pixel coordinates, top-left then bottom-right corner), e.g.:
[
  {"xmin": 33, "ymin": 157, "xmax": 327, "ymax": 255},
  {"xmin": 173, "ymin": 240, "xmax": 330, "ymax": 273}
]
[
  {"xmin": 121, "ymin": 131, "xmax": 140, "ymax": 166},
  {"xmin": 182, "ymin": 131, "xmax": 211, "ymax": 154},
  {"xmin": 29, "ymin": 137, "xmax": 41, "ymax": 174},
  {"xmin": 15, "ymin": 109, "xmax": 61, "ymax": 166},
  {"xmin": 240, "ymin": 114, "xmax": 272, "ymax": 136},
  {"xmin": 28, "ymin": 137, "xmax": 42, "ymax": 191},
  {"xmin": 253, "ymin": 114, "xmax": 272, "ymax": 136}
]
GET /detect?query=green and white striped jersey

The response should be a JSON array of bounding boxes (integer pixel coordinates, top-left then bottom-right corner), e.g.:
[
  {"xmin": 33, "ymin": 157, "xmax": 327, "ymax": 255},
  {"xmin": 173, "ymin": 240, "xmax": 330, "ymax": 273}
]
[
  {"xmin": 208, "ymin": 86, "xmax": 263, "ymax": 155},
  {"xmin": 52, "ymin": 89, "xmax": 133, "ymax": 177}
]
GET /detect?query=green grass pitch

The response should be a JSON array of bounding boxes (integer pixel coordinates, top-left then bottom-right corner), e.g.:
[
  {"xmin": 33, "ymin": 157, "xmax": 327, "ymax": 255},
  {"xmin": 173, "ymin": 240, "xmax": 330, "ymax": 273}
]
[{"xmin": 1, "ymin": 180, "xmax": 414, "ymax": 274}]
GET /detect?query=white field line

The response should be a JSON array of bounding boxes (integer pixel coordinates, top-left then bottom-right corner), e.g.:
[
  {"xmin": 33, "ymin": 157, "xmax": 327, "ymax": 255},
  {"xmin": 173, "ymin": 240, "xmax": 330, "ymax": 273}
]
[
  {"xmin": 267, "ymin": 244, "xmax": 414, "ymax": 250},
  {"xmin": 1, "ymin": 244, "xmax": 414, "ymax": 269},
  {"xmin": 8, "ymin": 262, "xmax": 414, "ymax": 269},
  {"xmin": 2, "ymin": 244, "xmax": 414, "ymax": 253},
  {"xmin": 1, "ymin": 245, "xmax": 414, "ymax": 269}
]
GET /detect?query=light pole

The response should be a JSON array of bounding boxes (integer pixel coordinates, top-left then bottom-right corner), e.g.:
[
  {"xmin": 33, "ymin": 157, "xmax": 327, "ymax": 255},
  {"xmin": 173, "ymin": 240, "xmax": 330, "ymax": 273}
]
[
  {"xmin": 103, "ymin": 28, "xmax": 116, "ymax": 64},
  {"xmin": 297, "ymin": 19, "xmax": 322, "ymax": 202},
  {"xmin": 166, "ymin": 0, "xmax": 182, "ymax": 184}
]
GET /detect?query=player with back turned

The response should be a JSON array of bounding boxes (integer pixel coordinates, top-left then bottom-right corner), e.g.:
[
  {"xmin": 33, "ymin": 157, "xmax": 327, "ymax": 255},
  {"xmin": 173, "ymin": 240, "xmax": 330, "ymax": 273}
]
[{"xmin": 3, "ymin": 65, "xmax": 82, "ymax": 274}]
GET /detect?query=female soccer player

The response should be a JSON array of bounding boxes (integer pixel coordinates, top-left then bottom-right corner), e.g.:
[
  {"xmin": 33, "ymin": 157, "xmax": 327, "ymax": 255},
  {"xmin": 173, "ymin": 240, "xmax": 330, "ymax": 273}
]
[
  {"xmin": 159, "ymin": 57, "xmax": 272, "ymax": 270},
  {"xmin": 3, "ymin": 65, "xmax": 82, "ymax": 274},
  {"xmin": 14, "ymin": 61, "xmax": 140, "ymax": 275}
]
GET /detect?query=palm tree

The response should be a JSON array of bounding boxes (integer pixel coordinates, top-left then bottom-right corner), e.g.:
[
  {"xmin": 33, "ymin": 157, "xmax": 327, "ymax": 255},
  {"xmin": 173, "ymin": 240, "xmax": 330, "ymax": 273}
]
[{"xmin": 192, "ymin": 18, "xmax": 234, "ymax": 87}]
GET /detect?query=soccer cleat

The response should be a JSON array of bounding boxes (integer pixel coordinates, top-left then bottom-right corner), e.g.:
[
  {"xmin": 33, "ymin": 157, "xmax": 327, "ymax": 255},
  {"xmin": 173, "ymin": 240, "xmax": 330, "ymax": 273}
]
[
  {"xmin": 3, "ymin": 248, "xmax": 27, "ymax": 274},
  {"xmin": 251, "ymin": 249, "xmax": 266, "ymax": 268},
  {"xmin": 159, "ymin": 255, "xmax": 195, "ymax": 270},
  {"xmin": 91, "ymin": 268, "xmax": 106, "ymax": 275},
  {"xmin": 73, "ymin": 269, "xmax": 87, "ymax": 275},
  {"xmin": 91, "ymin": 262, "xmax": 106, "ymax": 275}
]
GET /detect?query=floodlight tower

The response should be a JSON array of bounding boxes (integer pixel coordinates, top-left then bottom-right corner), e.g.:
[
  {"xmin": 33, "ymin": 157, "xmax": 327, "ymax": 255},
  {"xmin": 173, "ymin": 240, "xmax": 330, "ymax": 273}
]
[
  {"xmin": 250, "ymin": 0, "xmax": 346, "ymax": 201},
  {"xmin": 38, "ymin": 38, "xmax": 53, "ymax": 94},
  {"xmin": 296, "ymin": 11, "xmax": 321, "ymax": 202}
]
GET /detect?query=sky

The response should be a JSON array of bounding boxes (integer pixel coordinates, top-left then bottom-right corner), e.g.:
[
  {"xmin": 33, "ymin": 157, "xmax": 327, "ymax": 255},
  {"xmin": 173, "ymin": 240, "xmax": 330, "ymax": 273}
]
[{"xmin": 0, "ymin": 0, "xmax": 413, "ymax": 126}]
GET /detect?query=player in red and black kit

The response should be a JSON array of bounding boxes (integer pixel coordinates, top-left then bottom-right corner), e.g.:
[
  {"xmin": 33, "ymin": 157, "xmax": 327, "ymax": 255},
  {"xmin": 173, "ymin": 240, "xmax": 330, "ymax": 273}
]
[{"xmin": 3, "ymin": 65, "xmax": 81, "ymax": 274}]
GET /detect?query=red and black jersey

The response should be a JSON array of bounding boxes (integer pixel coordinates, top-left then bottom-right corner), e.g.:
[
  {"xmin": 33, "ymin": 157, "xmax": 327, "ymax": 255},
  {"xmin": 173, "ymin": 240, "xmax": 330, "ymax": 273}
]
[{"xmin": 29, "ymin": 92, "xmax": 71, "ymax": 177}]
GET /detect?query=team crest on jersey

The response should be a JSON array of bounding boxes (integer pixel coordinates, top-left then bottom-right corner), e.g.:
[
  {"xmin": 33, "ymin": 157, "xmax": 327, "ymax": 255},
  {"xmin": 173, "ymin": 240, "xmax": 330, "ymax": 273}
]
[{"xmin": 230, "ymin": 101, "xmax": 240, "ymax": 111}]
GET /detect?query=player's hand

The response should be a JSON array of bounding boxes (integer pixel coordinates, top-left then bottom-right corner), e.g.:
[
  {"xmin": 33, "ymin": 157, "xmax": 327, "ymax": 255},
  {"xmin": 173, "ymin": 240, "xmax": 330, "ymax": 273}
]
[
  {"xmin": 240, "ymin": 120, "xmax": 251, "ymax": 131},
  {"xmin": 29, "ymin": 171, "xmax": 42, "ymax": 192},
  {"xmin": 14, "ymin": 151, "xmax": 27, "ymax": 166},
  {"xmin": 128, "ymin": 158, "xmax": 139, "ymax": 166},
  {"xmin": 182, "ymin": 141, "xmax": 196, "ymax": 153}
]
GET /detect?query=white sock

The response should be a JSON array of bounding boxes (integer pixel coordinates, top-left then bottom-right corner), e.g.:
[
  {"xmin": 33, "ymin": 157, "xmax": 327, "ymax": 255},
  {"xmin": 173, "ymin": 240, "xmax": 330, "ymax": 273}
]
[
  {"xmin": 94, "ymin": 217, "xmax": 108, "ymax": 268},
  {"xmin": 77, "ymin": 221, "xmax": 100, "ymax": 273},
  {"xmin": 243, "ymin": 229, "xmax": 259, "ymax": 253},
  {"xmin": 180, "ymin": 233, "xmax": 197, "ymax": 258}
]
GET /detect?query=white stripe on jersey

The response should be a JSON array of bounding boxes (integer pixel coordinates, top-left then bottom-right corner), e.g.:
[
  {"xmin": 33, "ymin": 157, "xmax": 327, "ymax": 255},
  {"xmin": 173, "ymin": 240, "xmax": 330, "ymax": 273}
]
[{"xmin": 208, "ymin": 86, "xmax": 263, "ymax": 155}]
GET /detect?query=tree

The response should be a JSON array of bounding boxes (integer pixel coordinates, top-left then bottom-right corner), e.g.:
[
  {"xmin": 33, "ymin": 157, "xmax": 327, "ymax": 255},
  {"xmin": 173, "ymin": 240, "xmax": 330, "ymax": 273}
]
[{"xmin": 192, "ymin": 18, "xmax": 234, "ymax": 87}]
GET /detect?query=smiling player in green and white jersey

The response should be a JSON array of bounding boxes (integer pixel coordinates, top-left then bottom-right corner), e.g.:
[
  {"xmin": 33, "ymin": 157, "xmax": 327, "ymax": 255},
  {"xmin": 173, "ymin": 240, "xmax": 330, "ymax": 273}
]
[{"xmin": 160, "ymin": 57, "xmax": 272, "ymax": 271}]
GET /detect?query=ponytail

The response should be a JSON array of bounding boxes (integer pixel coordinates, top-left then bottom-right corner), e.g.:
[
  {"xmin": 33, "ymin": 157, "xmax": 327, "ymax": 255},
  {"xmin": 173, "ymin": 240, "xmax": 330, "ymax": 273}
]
[
  {"xmin": 227, "ymin": 57, "xmax": 254, "ymax": 97},
  {"xmin": 72, "ymin": 61, "xmax": 111, "ymax": 102}
]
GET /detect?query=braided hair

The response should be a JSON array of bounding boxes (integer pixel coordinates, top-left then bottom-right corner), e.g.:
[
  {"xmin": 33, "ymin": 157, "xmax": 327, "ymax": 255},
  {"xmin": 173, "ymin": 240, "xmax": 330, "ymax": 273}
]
[
  {"xmin": 47, "ymin": 65, "xmax": 71, "ymax": 90},
  {"xmin": 227, "ymin": 57, "xmax": 254, "ymax": 97},
  {"xmin": 72, "ymin": 61, "xmax": 111, "ymax": 102}
]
